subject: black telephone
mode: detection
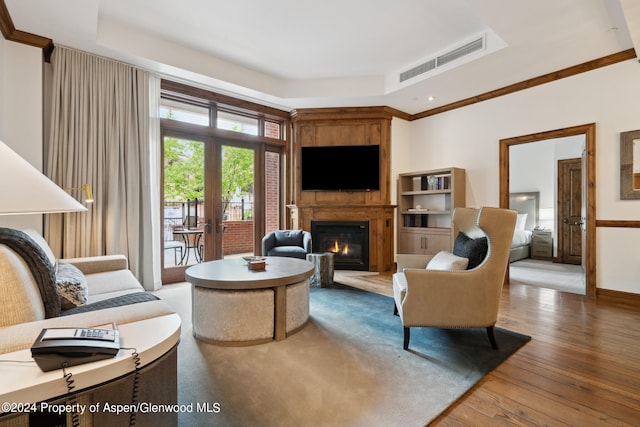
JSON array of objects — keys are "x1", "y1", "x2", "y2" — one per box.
[{"x1": 31, "y1": 325, "x2": 120, "y2": 372}]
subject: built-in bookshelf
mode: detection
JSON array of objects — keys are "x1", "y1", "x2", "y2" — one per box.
[{"x1": 397, "y1": 167, "x2": 465, "y2": 255}]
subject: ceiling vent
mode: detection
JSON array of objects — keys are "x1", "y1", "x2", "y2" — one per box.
[
  {"x1": 399, "y1": 59, "x2": 436, "y2": 83},
  {"x1": 399, "y1": 35, "x2": 485, "y2": 83}
]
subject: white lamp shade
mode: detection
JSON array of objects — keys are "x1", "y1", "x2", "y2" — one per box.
[{"x1": 0, "y1": 140, "x2": 87, "y2": 215}]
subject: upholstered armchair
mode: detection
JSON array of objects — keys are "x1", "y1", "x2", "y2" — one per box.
[
  {"x1": 261, "y1": 230, "x2": 312, "y2": 259},
  {"x1": 393, "y1": 207, "x2": 517, "y2": 350}
]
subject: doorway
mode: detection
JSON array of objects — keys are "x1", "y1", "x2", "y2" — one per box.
[
  {"x1": 160, "y1": 132, "x2": 258, "y2": 283},
  {"x1": 500, "y1": 123, "x2": 596, "y2": 298}
]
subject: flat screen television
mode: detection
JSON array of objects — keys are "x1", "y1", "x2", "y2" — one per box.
[{"x1": 301, "y1": 145, "x2": 380, "y2": 191}]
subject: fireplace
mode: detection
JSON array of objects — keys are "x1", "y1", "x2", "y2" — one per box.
[{"x1": 311, "y1": 221, "x2": 369, "y2": 271}]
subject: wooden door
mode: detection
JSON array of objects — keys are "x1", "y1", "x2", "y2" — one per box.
[{"x1": 557, "y1": 158, "x2": 583, "y2": 265}]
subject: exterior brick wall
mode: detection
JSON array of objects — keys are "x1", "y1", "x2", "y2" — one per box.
[
  {"x1": 223, "y1": 220, "x2": 254, "y2": 254},
  {"x1": 265, "y1": 151, "x2": 280, "y2": 233}
]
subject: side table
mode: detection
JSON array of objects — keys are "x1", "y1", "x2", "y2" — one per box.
[
  {"x1": 531, "y1": 229, "x2": 553, "y2": 260},
  {"x1": 306, "y1": 252, "x2": 335, "y2": 288}
]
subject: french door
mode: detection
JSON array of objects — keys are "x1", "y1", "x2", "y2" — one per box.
[{"x1": 161, "y1": 130, "x2": 258, "y2": 283}]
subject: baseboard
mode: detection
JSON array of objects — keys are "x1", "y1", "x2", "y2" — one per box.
[{"x1": 597, "y1": 288, "x2": 640, "y2": 310}]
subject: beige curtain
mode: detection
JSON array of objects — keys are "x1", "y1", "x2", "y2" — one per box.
[{"x1": 45, "y1": 46, "x2": 161, "y2": 290}]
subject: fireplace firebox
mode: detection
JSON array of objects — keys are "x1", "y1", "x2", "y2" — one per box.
[{"x1": 311, "y1": 221, "x2": 369, "y2": 271}]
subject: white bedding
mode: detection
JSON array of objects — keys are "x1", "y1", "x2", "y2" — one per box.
[{"x1": 512, "y1": 229, "x2": 532, "y2": 248}]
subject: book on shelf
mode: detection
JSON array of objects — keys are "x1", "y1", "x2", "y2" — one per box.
[{"x1": 421, "y1": 175, "x2": 450, "y2": 191}]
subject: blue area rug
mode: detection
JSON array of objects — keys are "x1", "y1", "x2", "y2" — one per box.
[{"x1": 174, "y1": 284, "x2": 530, "y2": 427}]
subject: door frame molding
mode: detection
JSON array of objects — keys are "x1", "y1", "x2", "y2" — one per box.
[{"x1": 499, "y1": 123, "x2": 596, "y2": 298}]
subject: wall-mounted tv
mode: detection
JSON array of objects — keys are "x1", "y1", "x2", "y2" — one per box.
[{"x1": 301, "y1": 145, "x2": 380, "y2": 191}]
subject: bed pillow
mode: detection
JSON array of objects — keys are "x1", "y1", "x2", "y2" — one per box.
[
  {"x1": 426, "y1": 251, "x2": 469, "y2": 271},
  {"x1": 453, "y1": 231, "x2": 488, "y2": 269},
  {"x1": 516, "y1": 213, "x2": 528, "y2": 231},
  {"x1": 56, "y1": 262, "x2": 88, "y2": 309}
]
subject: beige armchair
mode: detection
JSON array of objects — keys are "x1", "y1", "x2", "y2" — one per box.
[{"x1": 393, "y1": 207, "x2": 517, "y2": 350}]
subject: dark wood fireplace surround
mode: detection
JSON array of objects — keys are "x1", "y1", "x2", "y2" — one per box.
[{"x1": 287, "y1": 107, "x2": 396, "y2": 272}]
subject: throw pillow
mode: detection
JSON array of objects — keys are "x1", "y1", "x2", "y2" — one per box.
[
  {"x1": 56, "y1": 262, "x2": 88, "y2": 309},
  {"x1": 453, "y1": 231, "x2": 488, "y2": 269},
  {"x1": 426, "y1": 251, "x2": 469, "y2": 271}
]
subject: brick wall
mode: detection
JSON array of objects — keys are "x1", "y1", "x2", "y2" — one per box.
[
  {"x1": 223, "y1": 220, "x2": 254, "y2": 254},
  {"x1": 265, "y1": 151, "x2": 280, "y2": 233}
]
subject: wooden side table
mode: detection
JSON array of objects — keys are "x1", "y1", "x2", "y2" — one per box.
[
  {"x1": 306, "y1": 252, "x2": 335, "y2": 288},
  {"x1": 531, "y1": 230, "x2": 553, "y2": 260}
]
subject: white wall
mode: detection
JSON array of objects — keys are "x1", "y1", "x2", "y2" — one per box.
[
  {"x1": 390, "y1": 117, "x2": 411, "y2": 255},
  {"x1": 392, "y1": 59, "x2": 640, "y2": 294},
  {"x1": 0, "y1": 39, "x2": 44, "y2": 231}
]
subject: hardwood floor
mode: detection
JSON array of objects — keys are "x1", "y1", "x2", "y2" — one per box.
[{"x1": 334, "y1": 272, "x2": 640, "y2": 426}]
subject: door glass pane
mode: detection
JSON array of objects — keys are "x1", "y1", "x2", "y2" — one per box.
[
  {"x1": 221, "y1": 145, "x2": 254, "y2": 258},
  {"x1": 265, "y1": 151, "x2": 280, "y2": 234},
  {"x1": 163, "y1": 136, "x2": 205, "y2": 268}
]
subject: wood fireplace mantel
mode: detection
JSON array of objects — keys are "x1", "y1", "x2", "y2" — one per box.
[
  {"x1": 288, "y1": 107, "x2": 396, "y2": 273},
  {"x1": 287, "y1": 204, "x2": 395, "y2": 272}
]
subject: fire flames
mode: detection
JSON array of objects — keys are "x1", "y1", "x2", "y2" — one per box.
[{"x1": 332, "y1": 240, "x2": 349, "y2": 255}]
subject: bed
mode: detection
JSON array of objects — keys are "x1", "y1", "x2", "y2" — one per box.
[{"x1": 508, "y1": 192, "x2": 539, "y2": 262}]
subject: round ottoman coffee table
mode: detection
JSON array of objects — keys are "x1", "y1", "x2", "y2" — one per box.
[{"x1": 185, "y1": 257, "x2": 313, "y2": 346}]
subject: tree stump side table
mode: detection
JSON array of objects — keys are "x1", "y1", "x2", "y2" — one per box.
[{"x1": 306, "y1": 252, "x2": 335, "y2": 288}]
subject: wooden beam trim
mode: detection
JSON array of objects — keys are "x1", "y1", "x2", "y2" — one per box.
[
  {"x1": 0, "y1": 0, "x2": 15, "y2": 40},
  {"x1": 596, "y1": 288, "x2": 640, "y2": 310},
  {"x1": 411, "y1": 49, "x2": 637, "y2": 121},
  {"x1": 596, "y1": 220, "x2": 640, "y2": 228},
  {"x1": 291, "y1": 106, "x2": 394, "y2": 122},
  {"x1": 0, "y1": 0, "x2": 53, "y2": 61}
]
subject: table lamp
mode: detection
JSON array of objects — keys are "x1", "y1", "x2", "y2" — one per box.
[{"x1": 0, "y1": 140, "x2": 87, "y2": 215}]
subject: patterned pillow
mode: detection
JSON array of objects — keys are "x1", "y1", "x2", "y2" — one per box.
[{"x1": 56, "y1": 263, "x2": 88, "y2": 309}]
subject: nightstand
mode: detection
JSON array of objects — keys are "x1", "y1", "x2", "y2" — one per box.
[{"x1": 531, "y1": 230, "x2": 553, "y2": 259}]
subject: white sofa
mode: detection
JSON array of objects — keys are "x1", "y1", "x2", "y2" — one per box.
[
  {"x1": 0, "y1": 228, "x2": 175, "y2": 354},
  {"x1": 0, "y1": 228, "x2": 180, "y2": 426}
]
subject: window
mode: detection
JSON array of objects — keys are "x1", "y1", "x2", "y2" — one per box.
[
  {"x1": 160, "y1": 98, "x2": 210, "y2": 126},
  {"x1": 217, "y1": 111, "x2": 258, "y2": 136},
  {"x1": 159, "y1": 82, "x2": 288, "y2": 142}
]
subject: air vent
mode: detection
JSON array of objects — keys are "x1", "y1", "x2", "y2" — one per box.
[
  {"x1": 399, "y1": 59, "x2": 436, "y2": 83},
  {"x1": 399, "y1": 35, "x2": 485, "y2": 83},
  {"x1": 437, "y1": 37, "x2": 484, "y2": 67}
]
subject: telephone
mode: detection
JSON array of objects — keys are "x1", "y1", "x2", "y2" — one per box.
[{"x1": 31, "y1": 325, "x2": 120, "y2": 372}]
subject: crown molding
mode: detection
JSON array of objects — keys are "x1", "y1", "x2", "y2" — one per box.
[
  {"x1": 0, "y1": 0, "x2": 53, "y2": 61},
  {"x1": 411, "y1": 48, "x2": 637, "y2": 121}
]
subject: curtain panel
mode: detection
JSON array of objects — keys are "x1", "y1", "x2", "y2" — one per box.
[{"x1": 46, "y1": 46, "x2": 161, "y2": 290}]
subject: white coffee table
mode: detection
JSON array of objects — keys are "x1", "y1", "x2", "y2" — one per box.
[{"x1": 186, "y1": 257, "x2": 313, "y2": 346}]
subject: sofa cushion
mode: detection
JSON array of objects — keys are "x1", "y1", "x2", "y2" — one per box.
[
  {"x1": 274, "y1": 230, "x2": 304, "y2": 246},
  {"x1": 56, "y1": 262, "x2": 88, "y2": 309},
  {"x1": 426, "y1": 251, "x2": 469, "y2": 271},
  {"x1": 0, "y1": 246, "x2": 46, "y2": 326},
  {"x1": 0, "y1": 228, "x2": 60, "y2": 319},
  {"x1": 267, "y1": 246, "x2": 308, "y2": 259},
  {"x1": 0, "y1": 301, "x2": 176, "y2": 354},
  {"x1": 61, "y1": 292, "x2": 159, "y2": 316},
  {"x1": 84, "y1": 269, "x2": 145, "y2": 303},
  {"x1": 453, "y1": 231, "x2": 488, "y2": 270}
]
